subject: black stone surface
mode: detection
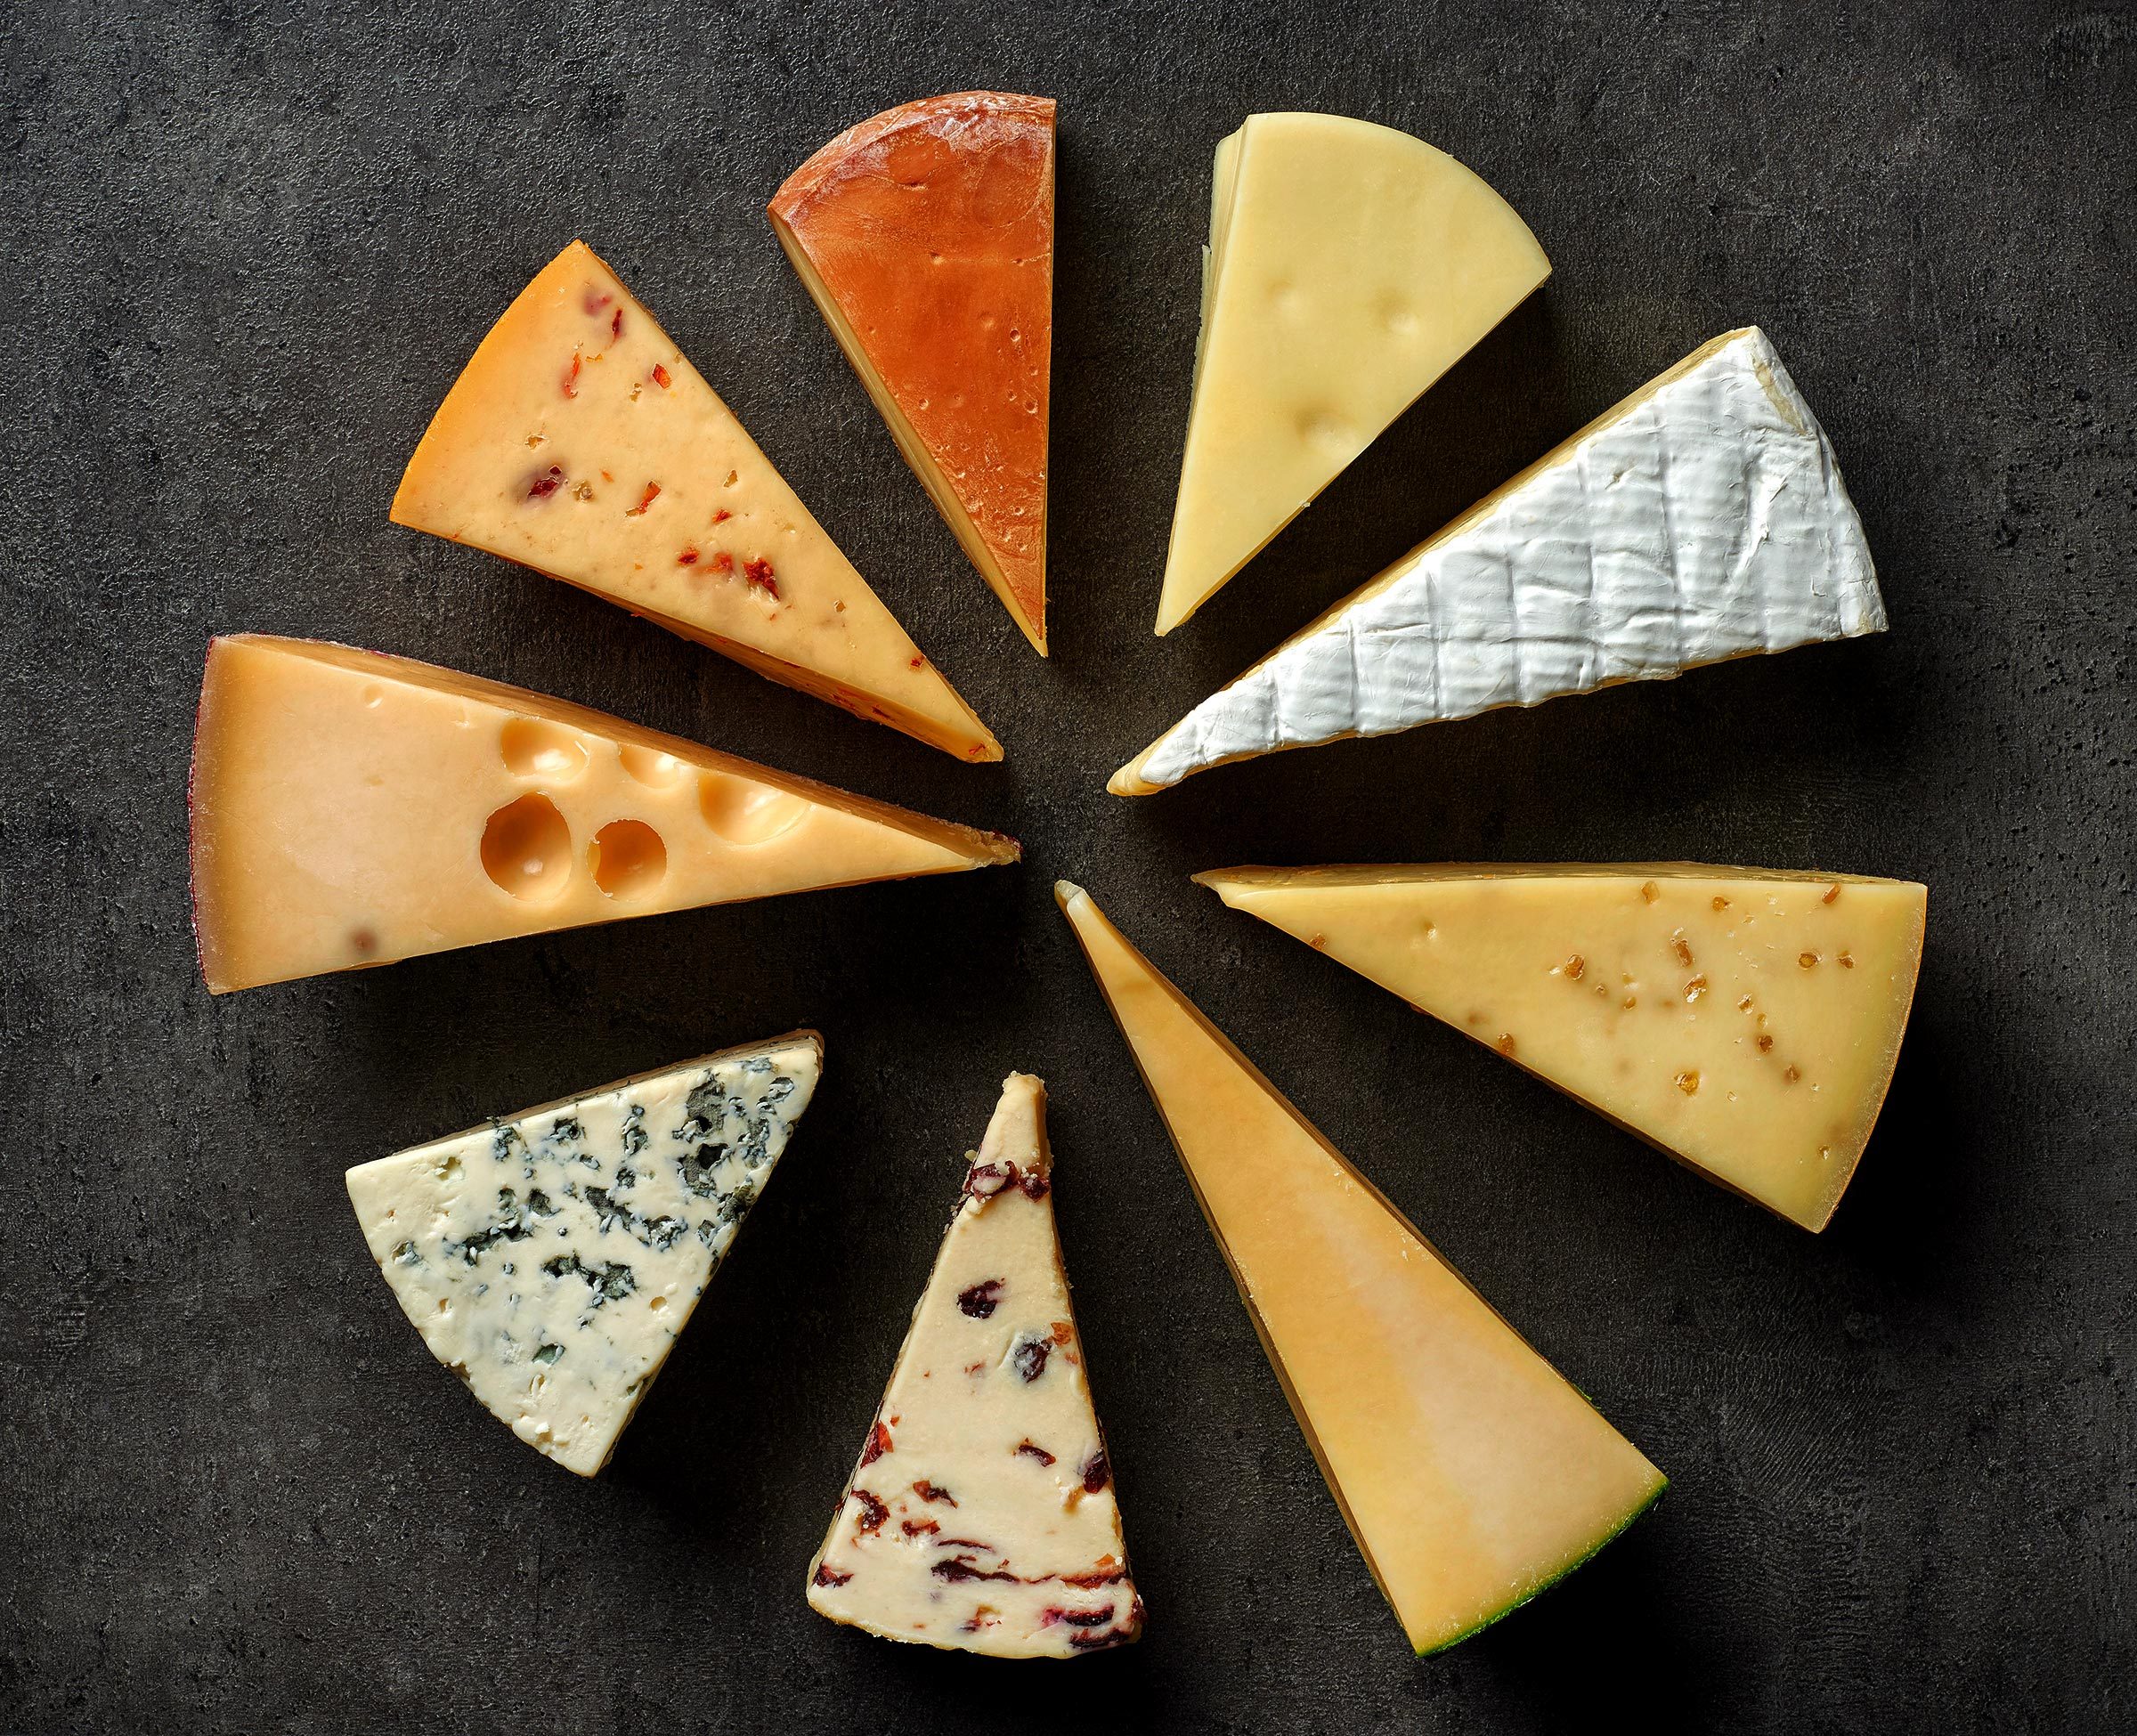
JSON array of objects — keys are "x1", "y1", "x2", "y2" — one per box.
[{"x1": 4, "y1": 3, "x2": 2133, "y2": 1730}]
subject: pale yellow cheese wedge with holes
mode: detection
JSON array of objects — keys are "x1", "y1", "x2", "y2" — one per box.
[
  {"x1": 188, "y1": 636, "x2": 1018, "y2": 993},
  {"x1": 1158, "y1": 114, "x2": 1549, "y2": 634},
  {"x1": 393, "y1": 240, "x2": 1001, "y2": 762},
  {"x1": 1198, "y1": 865, "x2": 1927, "y2": 1230},
  {"x1": 807, "y1": 1074, "x2": 1142, "y2": 1657},
  {"x1": 1056, "y1": 881, "x2": 1662, "y2": 1655}
]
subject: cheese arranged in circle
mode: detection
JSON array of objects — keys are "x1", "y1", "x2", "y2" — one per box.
[
  {"x1": 1158, "y1": 112, "x2": 1550, "y2": 635},
  {"x1": 347, "y1": 1034, "x2": 822, "y2": 1476},
  {"x1": 392, "y1": 240, "x2": 1001, "y2": 761},
  {"x1": 1117, "y1": 327, "x2": 1885, "y2": 793},
  {"x1": 771, "y1": 93, "x2": 1056, "y2": 655},
  {"x1": 1199, "y1": 864, "x2": 1927, "y2": 1230},
  {"x1": 187, "y1": 635, "x2": 1019, "y2": 993},
  {"x1": 1057, "y1": 881, "x2": 1662, "y2": 1656},
  {"x1": 806, "y1": 1074, "x2": 1142, "y2": 1658}
]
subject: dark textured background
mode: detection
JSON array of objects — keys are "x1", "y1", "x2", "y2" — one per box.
[{"x1": 4, "y1": 1, "x2": 2133, "y2": 1730}]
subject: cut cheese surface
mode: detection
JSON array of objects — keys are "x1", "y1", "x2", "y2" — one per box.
[
  {"x1": 771, "y1": 93, "x2": 1055, "y2": 655},
  {"x1": 1158, "y1": 112, "x2": 1549, "y2": 635},
  {"x1": 392, "y1": 239, "x2": 1000, "y2": 761},
  {"x1": 348, "y1": 1034, "x2": 820, "y2": 1476},
  {"x1": 807, "y1": 1074, "x2": 1142, "y2": 1658},
  {"x1": 1199, "y1": 865, "x2": 1926, "y2": 1231},
  {"x1": 1117, "y1": 327, "x2": 1884, "y2": 794},
  {"x1": 188, "y1": 636, "x2": 1018, "y2": 993},
  {"x1": 1056, "y1": 882, "x2": 1662, "y2": 1654}
]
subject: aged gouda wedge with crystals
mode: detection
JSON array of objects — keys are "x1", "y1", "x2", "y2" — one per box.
[
  {"x1": 771, "y1": 93, "x2": 1055, "y2": 655},
  {"x1": 347, "y1": 1034, "x2": 821, "y2": 1476},
  {"x1": 1199, "y1": 865, "x2": 1927, "y2": 1231},
  {"x1": 1117, "y1": 328, "x2": 1885, "y2": 793},
  {"x1": 188, "y1": 636, "x2": 1018, "y2": 993},
  {"x1": 1158, "y1": 112, "x2": 1549, "y2": 634},
  {"x1": 392, "y1": 240, "x2": 1000, "y2": 761},
  {"x1": 1056, "y1": 882, "x2": 1662, "y2": 1654},
  {"x1": 807, "y1": 1074, "x2": 1142, "y2": 1658}
]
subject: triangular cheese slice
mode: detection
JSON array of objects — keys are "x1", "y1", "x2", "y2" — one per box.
[
  {"x1": 1056, "y1": 881, "x2": 1662, "y2": 1655},
  {"x1": 347, "y1": 1034, "x2": 821, "y2": 1475},
  {"x1": 771, "y1": 93, "x2": 1055, "y2": 655},
  {"x1": 391, "y1": 240, "x2": 1000, "y2": 761},
  {"x1": 189, "y1": 635, "x2": 1018, "y2": 993},
  {"x1": 1158, "y1": 113, "x2": 1549, "y2": 634},
  {"x1": 1118, "y1": 328, "x2": 1887, "y2": 793},
  {"x1": 1199, "y1": 864, "x2": 1927, "y2": 1231},
  {"x1": 807, "y1": 1074, "x2": 1142, "y2": 1658}
]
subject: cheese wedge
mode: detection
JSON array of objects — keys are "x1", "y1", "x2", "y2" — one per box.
[
  {"x1": 347, "y1": 1034, "x2": 822, "y2": 1476},
  {"x1": 771, "y1": 93, "x2": 1055, "y2": 655},
  {"x1": 188, "y1": 636, "x2": 1019, "y2": 993},
  {"x1": 1158, "y1": 113, "x2": 1549, "y2": 635},
  {"x1": 1199, "y1": 865, "x2": 1927, "y2": 1231},
  {"x1": 1117, "y1": 327, "x2": 1885, "y2": 794},
  {"x1": 392, "y1": 240, "x2": 1000, "y2": 761},
  {"x1": 1055, "y1": 882, "x2": 1662, "y2": 1654},
  {"x1": 807, "y1": 1074, "x2": 1142, "y2": 1658}
]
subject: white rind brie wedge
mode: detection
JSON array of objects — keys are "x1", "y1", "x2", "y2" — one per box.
[{"x1": 1113, "y1": 328, "x2": 1886, "y2": 795}]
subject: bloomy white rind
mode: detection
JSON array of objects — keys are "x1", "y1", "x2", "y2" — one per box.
[{"x1": 1119, "y1": 328, "x2": 1885, "y2": 792}]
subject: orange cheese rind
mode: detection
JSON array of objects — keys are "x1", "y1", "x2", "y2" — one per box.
[{"x1": 771, "y1": 95, "x2": 1055, "y2": 655}]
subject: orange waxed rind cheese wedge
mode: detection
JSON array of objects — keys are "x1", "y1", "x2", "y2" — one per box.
[
  {"x1": 188, "y1": 635, "x2": 1018, "y2": 994},
  {"x1": 1055, "y1": 880, "x2": 1662, "y2": 1655},
  {"x1": 771, "y1": 93, "x2": 1055, "y2": 655},
  {"x1": 392, "y1": 240, "x2": 1001, "y2": 762}
]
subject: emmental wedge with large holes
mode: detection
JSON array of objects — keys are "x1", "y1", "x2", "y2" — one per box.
[
  {"x1": 771, "y1": 93, "x2": 1056, "y2": 655},
  {"x1": 187, "y1": 636, "x2": 1019, "y2": 994},
  {"x1": 1198, "y1": 865, "x2": 1928, "y2": 1230},
  {"x1": 391, "y1": 240, "x2": 1001, "y2": 762},
  {"x1": 1056, "y1": 881, "x2": 1662, "y2": 1655},
  {"x1": 807, "y1": 1074, "x2": 1142, "y2": 1658}
]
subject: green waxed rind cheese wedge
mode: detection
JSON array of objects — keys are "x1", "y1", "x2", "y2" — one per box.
[
  {"x1": 1197, "y1": 864, "x2": 1928, "y2": 1231},
  {"x1": 346, "y1": 1033, "x2": 822, "y2": 1476},
  {"x1": 1054, "y1": 881, "x2": 1664, "y2": 1655}
]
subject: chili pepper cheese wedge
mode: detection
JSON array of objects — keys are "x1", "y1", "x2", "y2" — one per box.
[
  {"x1": 392, "y1": 240, "x2": 1001, "y2": 762},
  {"x1": 1158, "y1": 113, "x2": 1549, "y2": 635},
  {"x1": 188, "y1": 636, "x2": 1019, "y2": 993},
  {"x1": 1057, "y1": 881, "x2": 1662, "y2": 1656},
  {"x1": 808, "y1": 1074, "x2": 1142, "y2": 1657},
  {"x1": 772, "y1": 93, "x2": 1055, "y2": 656},
  {"x1": 1198, "y1": 864, "x2": 1928, "y2": 1231}
]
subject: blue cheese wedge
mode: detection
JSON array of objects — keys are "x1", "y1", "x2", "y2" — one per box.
[
  {"x1": 806, "y1": 1074, "x2": 1142, "y2": 1657},
  {"x1": 1115, "y1": 327, "x2": 1885, "y2": 793},
  {"x1": 347, "y1": 1032, "x2": 822, "y2": 1475}
]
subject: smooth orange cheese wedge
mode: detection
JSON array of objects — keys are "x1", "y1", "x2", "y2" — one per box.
[
  {"x1": 771, "y1": 93, "x2": 1055, "y2": 654},
  {"x1": 188, "y1": 636, "x2": 1019, "y2": 993},
  {"x1": 1056, "y1": 882, "x2": 1662, "y2": 1654},
  {"x1": 392, "y1": 241, "x2": 1001, "y2": 761},
  {"x1": 1199, "y1": 864, "x2": 1928, "y2": 1230}
]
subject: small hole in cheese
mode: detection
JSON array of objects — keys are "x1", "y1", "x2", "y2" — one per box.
[
  {"x1": 618, "y1": 743, "x2": 687, "y2": 789},
  {"x1": 500, "y1": 718, "x2": 590, "y2": 783},
  {"x1": 699, "y1": 773, "x2": 808, "y2": 846}
]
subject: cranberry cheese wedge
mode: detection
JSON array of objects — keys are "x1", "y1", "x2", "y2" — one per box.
[
  {"x1": 806, "y1": 1074, "x2": 1142, "y2": 1657},
  {"x1": 771, "y1": 93, "x2": 1055, "y2": 654},
  {"x1": 1057, "y1": 881, "x2": 1662, "y2": 1655},
  {"x1": 392, "y1": 240, "x2": 1001, "y2": 762}
]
